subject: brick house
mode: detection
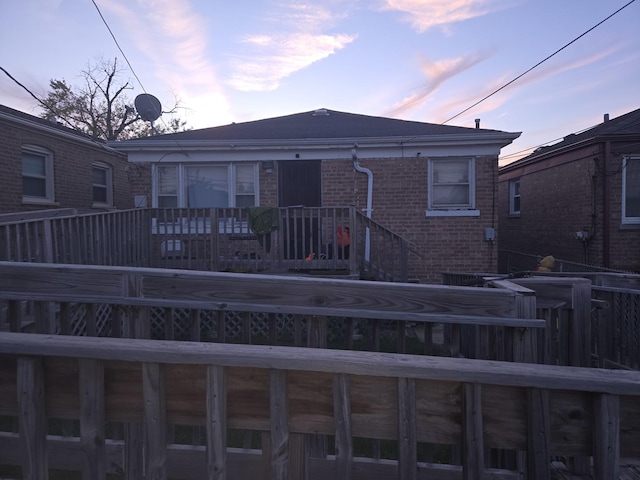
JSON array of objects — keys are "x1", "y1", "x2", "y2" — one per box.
[
  {"x1": 112, "y1": 108, "x2": 519, "y2": 283},
  {"x1": 498, "y1": 108, "x2": 640, "y2": 273},
  {"x1": 0, "y1": 104, "x2": 132, "y2": 215}
]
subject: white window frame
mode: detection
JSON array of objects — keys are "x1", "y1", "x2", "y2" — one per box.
[
  {"x1": 426, "y1": 157, "x2": 479, "y2": 217},
  {"x1": 22, "y1": 145, "x2": 54, "y2": 204},
  {"x1": 92, "y1": 162, "x2": 113, "y2": 207},
  {"x1": 622, "y1": 155, "x2": 640, "y2": 224},
  {"x1": 152, "y1": 163, "x2": 259, "y2": 209},
  {"x1": 509, "y1": 178, "x2": 521, "y2": 215}
]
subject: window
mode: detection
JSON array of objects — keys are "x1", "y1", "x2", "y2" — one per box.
[
  {"x1": 509, "y1": 179, "x2": 521, "y2": 215},
  {"x1": 623, "y1": 155, "x2": 640, "y2": 224},
  {"x1": 22, "y1": 145, "x2": 54, "y2": 203},
  {"x1": 92, "y1": 163, "x2": 113, "y2": 206},
  {"x1": 154, "y1": 163, "x2": 258, "y2": 208},
  {"x1": 426, "y1": 157, "x2": 478, "y2": 216}
]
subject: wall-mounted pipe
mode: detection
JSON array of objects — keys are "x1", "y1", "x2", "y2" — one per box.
[{"x1": 352, "y1": 144, "x2": 372, "y2": 262}]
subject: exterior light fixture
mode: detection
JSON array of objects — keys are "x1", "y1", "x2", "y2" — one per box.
[{"x1": 262, "y1": 161, "x2": 274, "y2": 174}]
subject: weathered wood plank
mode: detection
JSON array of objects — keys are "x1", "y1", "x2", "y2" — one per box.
[
  {"x1": 79, "y1": 358, "x2": 106, "y2": 479},
  {"x1": 17, "y1": 356, "x2": 48, "y2": 479},
  {"x1": 0, "y1": 262, "x2": 544, "y2": 327},
  {"x1": 1, "y1": 333, "x2": 639, "y2": 395},
  {"x1": 398, "y1": 377, "x2": 417, "y2": 480},
  {"x1": 333, "y1": 373, "x2": 353, "y2": 480},
  {"x1": 143, "y1": 362, "x2": 167, "y2": 480},
  {"x1": 462, "y1": 383, "x2": 484, "y2": 480},
  {"x1": 270, "y1": 369, "x2": 289, "y2": 480},
  {"x1": 526, "y1": 388, "x2": 550, "y2": 480},
  {"x1": 593, "y1": 393, "x2": 619, "y2": 480},
  {"x1": 207, "y1": 365, "x2": 227, "y2": 480}
]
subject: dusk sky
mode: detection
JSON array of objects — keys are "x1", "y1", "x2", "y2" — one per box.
[{"x1": 1, "y1": 0, "x2": 638, "y2": 164}]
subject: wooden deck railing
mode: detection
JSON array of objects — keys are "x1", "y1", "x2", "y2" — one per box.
[
  {"x1": 443, "y1": 271, "x2": 640, "y2": 371},
  {"x1": 0, "y1": 207, "x2": 414, "y2": 281},
  {"x1": 1, "y1": 332, "x2": 639, "y2": 480},
  {"x1": 1, "y1": 263, "x2": 639, "y2": 478}
]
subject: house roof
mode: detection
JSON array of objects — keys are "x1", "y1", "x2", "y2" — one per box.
[
  {"x1": 502, "y1": 107, "x2": 640, "y2": 170},
  {"x1": 0, "y1": 104, "x2": 121, "y2": 153},
  {"x1": 116, "y1": 108, "x2": 516, "y2": 143}
]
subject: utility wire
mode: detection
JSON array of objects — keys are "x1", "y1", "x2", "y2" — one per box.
[
  {"x1": 91, "y1": 0, "x2": 147, "y2": 93},
  {"x1": 0, "y1": 65, "x2": 47, "y2": 108},
  {"x1": 442, "y1": 0, "x2": 637, "y2": 125}
]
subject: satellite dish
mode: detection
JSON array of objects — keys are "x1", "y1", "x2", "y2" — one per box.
[{"x1": 134, "y1": 93, "x2": 162, "y2": 122}]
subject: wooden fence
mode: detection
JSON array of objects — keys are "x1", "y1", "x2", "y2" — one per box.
[
  {"x1": 1, "y1": 263, "x2": 638, "y2": 479},
  {"x1": 1, "y1": 333, "x2": 639, "y2": 480},
  {"x1": 442, "y1": 271, "x2": 640, "y2": 371}
]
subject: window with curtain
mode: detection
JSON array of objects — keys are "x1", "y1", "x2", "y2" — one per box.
[
  {"x1": 509, "y1": 178, "x2": 521, "y2": 215},
  {"x1": 22, "y1": 145, "x2": 54, "y2": 202},
  {"x1": 623, "y1": 155, "x2": 640, "y2": 224},
  {"x1": 186, "y1": 165, "x2": 229, "y2": 207},
  {"x1": 428, "y1": 158, "x2": 475, "y2": 210},
  {"x1": 157, "y1": 165, "x2": 179, "y2": 207},
  {"x1": 154, "y1": 163, "x2": 257, "y2": 208},
  {"x1": 92, "y1": 163, "x2": 113, "y2": 206}
]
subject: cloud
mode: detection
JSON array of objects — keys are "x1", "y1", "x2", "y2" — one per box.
[
  {"x1": 229, "y1": 33, "x2": 356, "y2": 92},
  {"x1": 97, "y1": 0, "x2": 231, "y2": 125},
  {"x1": 386, "y1": 51, "x2": 490, "y2": 116},
  {"x1": 381, "y1": 0, "x2": 508, "y2": 32},
  {"x1": 227, "y1": 2, "x2": 357, "y2": 92}
]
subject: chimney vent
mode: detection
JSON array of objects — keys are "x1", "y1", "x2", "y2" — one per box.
[
  {"x1": 475, "y1": 118, "x2": 480, "y2": 129},
  {"x1": 604, "y1": 113, "x2": 610, "y2": 122}
]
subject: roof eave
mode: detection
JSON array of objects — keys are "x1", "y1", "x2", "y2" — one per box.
[{"x1": 109, "y1": 132, "x2": 522, "y2": 152}]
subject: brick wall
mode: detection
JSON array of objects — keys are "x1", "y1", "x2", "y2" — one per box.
[
  {"x1": 321, "y1": 155, "x2": 499, "y2": 283},
  {"x1": 498, "y1": 142, "x2": 640, "y2": 272},
  {"x1": 0, "y1": 118, "x2": 132, "y2": 214}
]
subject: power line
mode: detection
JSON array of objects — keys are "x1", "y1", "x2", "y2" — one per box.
[
  {"x1": 441, "y1": 0, "x2": 637, "y2": 125},
  {"x1": 91, "y1": 0, "x2": 147, "y2": 93},
  {"x1": 0, "y1": 65, "x2": 47, "y2": 108}
]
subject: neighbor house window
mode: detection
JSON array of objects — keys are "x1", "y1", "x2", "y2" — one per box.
[
  {"x1": 92, "y1": 163, "x2": 113, "y2": 206},
  {"x1": 426, "y1": 157, "x2": 478, "y2": 216},
  {"x1": 22, "y1": 145, "x2": 54, "y2": 203},
  {"x1": 622, "y1": 155, "x2": 640, "y2": 224},
  {"x1": 154, "y1": 163, "x2": 258, "y2": 208},
  {"x1": 509, "y1": 179, "x2": 521, "y2": 215}
]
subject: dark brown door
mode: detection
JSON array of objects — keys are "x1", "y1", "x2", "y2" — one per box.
[
  {"x1": 278, "y1": 161, "x2": 321, "y2": 259},
  {"x1": 278, "y1": 160, "x2": 321, "y2": 207}
]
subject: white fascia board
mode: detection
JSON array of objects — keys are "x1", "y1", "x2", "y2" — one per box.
[{"x1": 116, "y1": 132, "x2": 521, "y2": 163}]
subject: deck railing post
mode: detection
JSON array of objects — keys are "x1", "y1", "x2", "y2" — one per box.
[
  {"x1": 79, "y1": 358, "x2": 106, "y2": 479},
  {"x1": 462, "y1": 382, "x2": 484, "y2": 480},
  {"x1": 593, "y1": 393, "x2": 620, "y2": 480},
  {"x1": 398, "y1": 377, "x2": 417, "y2": 480},
  {"x1": 270, "y1": 369, "x2": 290, "y2": 480},
  {"x1": 17, "y1": 356, "x2": 48, "y2": 480}
]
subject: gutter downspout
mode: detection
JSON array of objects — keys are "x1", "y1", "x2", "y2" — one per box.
[
  {"x1": 603, "y1": 140, "x2": 611, "y2": 268},
  {"x1": 352, "y1": 145, "x2": 372, "y2": 263}
]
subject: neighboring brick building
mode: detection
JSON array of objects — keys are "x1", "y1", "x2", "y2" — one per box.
[
  {"x1": 112, "y1": 108, "x2": 519, "y2": 283},
  {"x1": 498, "y1": 108, "x2": 640, "y2": 273},
  {"x1": 0, "y1": 105, "x2": 132, "y2": 214}
]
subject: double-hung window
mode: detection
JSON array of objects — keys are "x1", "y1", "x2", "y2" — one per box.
[
  {"x1": 426, "y1": 157, "x2": 478, "y2": 216},
  {"x1": 154, "y1": 163, "x2": 258, "y2": 208},
  {"x1": 22, "y1": 145, "x2": 54, "y2": 203},
  {"x1": 509, "y1": 178, "x2": 521, "y2": 215},
  {"x1": 622, "y1": 155, "x2": 640, "y2": 224},
  {"x1": 92, "y1": 163, "x2": 113, "y2": 206}
]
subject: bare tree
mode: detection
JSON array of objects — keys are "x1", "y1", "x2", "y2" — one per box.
[{"x1": 40, "y1": 58, "x2": 187, "y2": 140}]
